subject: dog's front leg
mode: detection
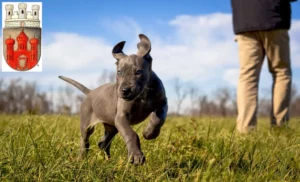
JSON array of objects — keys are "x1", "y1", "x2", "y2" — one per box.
[
  {"x1": 115, "y1": 113, "x2": 145, "y2": 165},
  {"x1": 143, "y1": 100, "x2": 168, "y2": 140},
  {"x1": 98, "y1": 123, "x2": 118, "y2": 159}
]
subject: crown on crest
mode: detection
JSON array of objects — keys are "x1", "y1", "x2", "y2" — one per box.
[
  {"x1": 18, "y1": 2, "x2": 27, "y2": 9},
  {"x1": 32, "y1": 5, "x2": 40, "y2": 10},
  {"x1": 5, "y1": 4, "x2": 14, "y2": 10}
]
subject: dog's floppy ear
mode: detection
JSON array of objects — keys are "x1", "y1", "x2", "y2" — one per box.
[
  {"x1": 137, "y1": 34, "x2": 151, "y2": 58},
  {"x1": 112, "y1": 41, "x2": 127, "y2": 60}
]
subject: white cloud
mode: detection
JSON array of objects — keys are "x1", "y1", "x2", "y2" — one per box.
[
  {"x1": 151, "y1": 13, "x2": 300, "y2": 85},
  {"x1": 3, "y1": 13, "x2": 297, "y2": 86},
  {"x1": 148, "y1": 13, "x2": 239, "y2": 83},
  {"x1": 43, "y1": 33, "x2": 114, "y2": 71},
  {"x1": 290, "y1": 20, "x2": 300, "y2": 67},
  {"x1": 1, "y1": 13, "x2": 299, "y2": 114},
  {"x1": 223, "y1": 68, "x2": 239, "y2": 86},
  {"x1": 169, "y1": 13, "x2": 233, "y2": 43}
]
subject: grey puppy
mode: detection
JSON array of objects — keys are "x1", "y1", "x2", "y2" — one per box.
[{"x1": 58, "y1": 34, "x2": 168, "y2": 165}]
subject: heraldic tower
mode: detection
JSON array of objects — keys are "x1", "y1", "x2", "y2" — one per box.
[{"x1": 4, "y1": 3, "x2": 41, "y2": 71}]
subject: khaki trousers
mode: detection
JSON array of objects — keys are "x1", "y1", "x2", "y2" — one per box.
[{"x1": 235, "y1": 29, "x2": 292, "y2": 133}]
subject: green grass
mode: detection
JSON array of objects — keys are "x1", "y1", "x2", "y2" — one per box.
[{"x1": 0, "y1": 115, "x2": 300, "y2": 181}]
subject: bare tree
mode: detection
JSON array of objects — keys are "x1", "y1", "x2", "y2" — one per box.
[
  {"x1": 291, "y1": 84, "x2": 298, "y2": 103},
  {"x1": 0, "y1": 76, "x2": 299, "y2": 118},
  {"x1": 0, "y1": 79, "x2": 5, "y2": 112},
  {"x1": 215, "y1": 88, "x2": 231, "y2": 117},
  {"x1": 57, "y1": 85, "x2": 74, "y2": 115},
  {"x1": 290, "y1": 84, "x2": 300, "y2": 117},
  {"x1": 197, "y1": 95, "x2": 219, "y2": 116},
  {"x1": 186, "y1": 86, "x2": 199, "y2": 116},
  {"x1": 173, "y1": 78, "x2": 188, "y2": 115},
  {"x1": 98, "y1": 69, "x2": 116, "y2": 85},
  {"x1": 0, "y1": 78, "x2": 53, "y2": 114},
  {"x1": 48, "y1": 85, "x2": 54, "y2": 114},
  {"x1": 198, "y1": 95, "x2": 209, "y2": 116},
  {"x1": 75, "y1": 95, "x2": 84, "y2": 114}
]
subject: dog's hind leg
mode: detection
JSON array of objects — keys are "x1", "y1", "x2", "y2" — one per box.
[
  {"x1": 143, "y1": 100, "x2": 168, "y2": 140},
  {"x1": 98, "y1": 123, "x2": 118, "y2": 158},
  {"x1": 79, "y1": 101, "x2": 98, "y2": 158},
  {"x1": 80, "y1": 124, "x2": 94, "y2": 158}
]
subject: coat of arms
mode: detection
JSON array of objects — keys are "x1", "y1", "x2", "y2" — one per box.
[{"x1": 2, "y1": 2, "x2": 42, "y2": 72}]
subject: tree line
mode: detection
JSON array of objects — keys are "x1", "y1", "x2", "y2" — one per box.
[{"x1": 0, "y1": 73, "x2": 299, "y2": 117}]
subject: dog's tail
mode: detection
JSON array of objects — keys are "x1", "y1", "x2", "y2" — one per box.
[{"x1": 58, "y1": 76, "x2": 90, "y2": 95}]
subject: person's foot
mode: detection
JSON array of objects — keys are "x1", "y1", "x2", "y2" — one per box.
[
  {"x1": 270, "y1": 124, "x2": 292, "y2": 131},
  {"x1": 236, "y1": 125, "x2": 256, "y2": 134}
]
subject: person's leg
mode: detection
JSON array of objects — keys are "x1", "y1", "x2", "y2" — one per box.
[
  {"x1": 263, "y1": 29, "x2": 292, "y2": 127},
  {"x1": 236, "y1": 32, "x2": 265, "y2": 133}
]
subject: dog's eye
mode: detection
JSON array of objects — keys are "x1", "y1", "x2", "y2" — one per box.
[
  {"x1": 117, "y1": 70, "x2": 122, "y2": 76},
  {"x1": 135, "y1": 70, "x2": 143, "y2": 75}
]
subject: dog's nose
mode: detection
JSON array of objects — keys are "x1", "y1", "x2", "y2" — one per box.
[{"x1": 122, "y1": 88, "x2": 131, "y2": 95}]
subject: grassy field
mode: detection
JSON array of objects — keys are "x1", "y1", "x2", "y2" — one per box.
[{"x1": 0, "y1": 115, "x2": 300, "y2": 181}]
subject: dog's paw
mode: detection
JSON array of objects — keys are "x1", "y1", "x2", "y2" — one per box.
[
  {"x1": 98, "y1": 141, "x2": 107, "y2": 150},
  {"x1": 128, "y1": 153, "x2": 145, "y2": 165},
  {"x1": 98, "y1": 141, "x2": 111, "y2": 157},
  {"x1": 143, "y1": 126, "x2": 160, "y2": 140}
]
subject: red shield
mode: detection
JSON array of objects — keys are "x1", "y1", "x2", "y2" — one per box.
[{"x1": 2, "y1": 2, "x2": 42, "y2": 72}]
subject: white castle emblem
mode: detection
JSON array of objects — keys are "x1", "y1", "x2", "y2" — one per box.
[{"x1": 5, "y1": 3, "x2": 40, "y2": 28}]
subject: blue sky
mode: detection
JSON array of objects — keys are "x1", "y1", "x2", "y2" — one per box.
[
  {"x1": 37, "y1": 1, "x2": 300, "y2": 38},
  {"x1": 2, "y1": 0, "x2": 299, "y2": 40},
  {"x1": 42, "y1": 1, "x2": 233, "y2": 36},
  {"x1": 0, "y1": 1, "x2": 300, "y2": 112}
]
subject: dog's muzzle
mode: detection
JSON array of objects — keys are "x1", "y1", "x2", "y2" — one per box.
[{"x1": 120, "y1": 86, "x2": 143, "y2": 101}]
